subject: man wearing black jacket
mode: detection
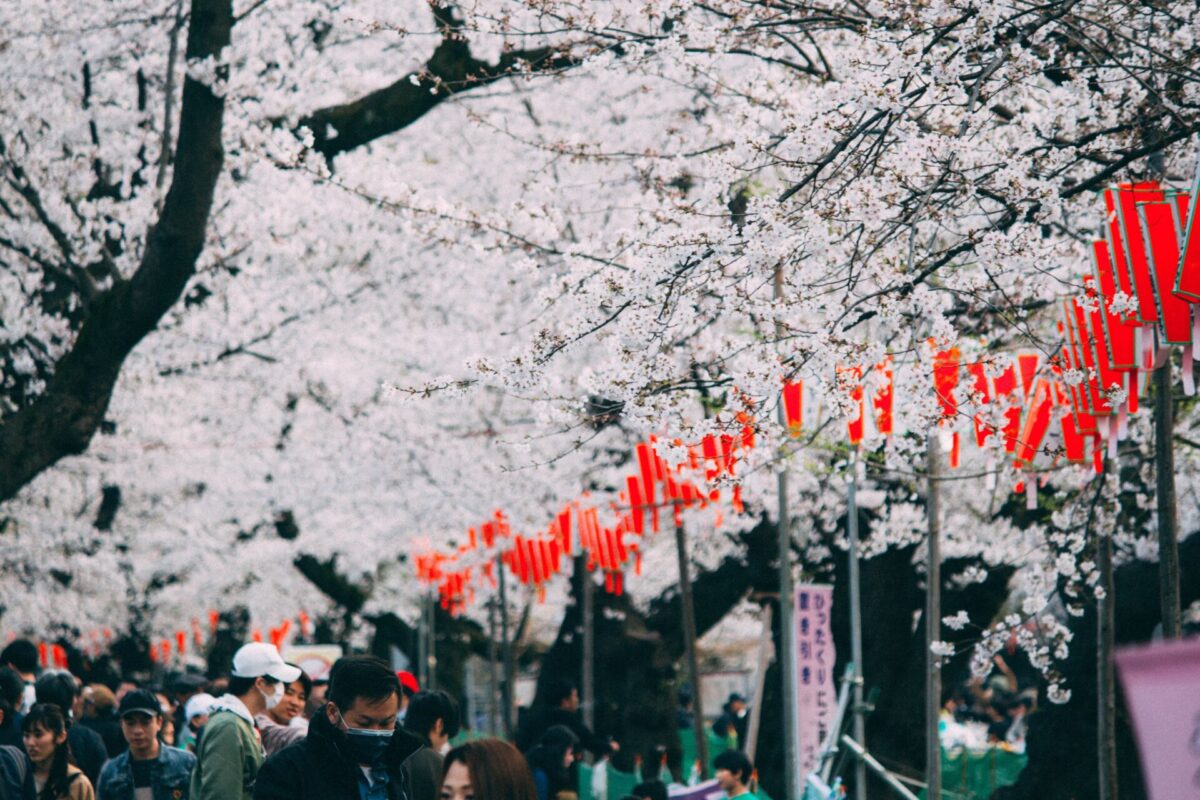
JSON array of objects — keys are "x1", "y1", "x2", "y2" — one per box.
[
  {"x1": 515, "y1": 679, "x2": 617, "y2": 758},
  {"x1": 254, "y1": 656, "x2": 424, "y2": 800}
]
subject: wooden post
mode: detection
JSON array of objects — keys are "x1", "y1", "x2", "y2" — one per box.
[
  {"x1": 925, "y1": 432, "x2": 942, "y2": 800},
  {"x1": 1153, "y1": 361, "x2": 1181, "y2": 638},
  {"x1": 675, "y1": 517, "x2": 709, "y2": 779},
  {"x1": 744, "y1": 604, "x2": 774, "y2": 762}
]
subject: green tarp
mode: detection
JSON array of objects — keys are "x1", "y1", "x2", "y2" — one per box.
[
  {"x1": 919, "y1": 747, "x2": 1028, "y2": 800},
  {"x1": 577, "y1": 733, "x2": 773, "y2": 800}
]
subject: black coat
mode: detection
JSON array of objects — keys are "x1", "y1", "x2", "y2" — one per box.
[
  {"x1": 254, "y1": 705, "x2": 424, "y2": 800},
  {"x1": 67, "y1": 723, "x2": 108, "y2": 788},
  {"x1": 515, "y1": 707, "x2": 611, "y2": 758},
  {"x1": 79, "y1": 713, "x2": 126, "y2": 759}
]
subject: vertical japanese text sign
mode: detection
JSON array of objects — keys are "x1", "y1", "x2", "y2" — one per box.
[{"x1": 794, "y1": 584, "x2": 836, "y2": 776}]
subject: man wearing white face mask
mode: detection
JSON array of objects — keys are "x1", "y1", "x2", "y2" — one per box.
[{"x1": 190, "y1": 643, "x2": 300, "y2": 800}]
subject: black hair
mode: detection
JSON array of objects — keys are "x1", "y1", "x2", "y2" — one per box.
[
  {"x1": 404, "y1": 690, "x2": 460, "y2": 740},
  {"x1": 34, "y1": 671, "x2": 78, "y2": 713},
  {"x1": 631, "y1": 780, "x2": 668, "y2": 800},
  {"x1": 1, "y1": 640, "x2": 39, "y2": 675},
  {"x1": 713, "y1": 750, "x2": 753, "y2": 785},
  {"x1": 0, "y1": 666, "x2": 23, "y2": 713},
  {"x1": 22, "y1": 704, "x2": 77, "y2": 800},
  {"x1": 542, "y1": 678, "x2": 577, "y2": 708},
  {"x1": 328, "y1": 655, "x2": 400, "y2": 712},
  {"x1": 287, "y1": 666, "x2": 313, "y2": 698},
  {"x1": 525, "y1": 725, "x2": 578, "y2": 794},
  {"x1": 227, "y1": 674, "x2": 276, "y2": 698}
]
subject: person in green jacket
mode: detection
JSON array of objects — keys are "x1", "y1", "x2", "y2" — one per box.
[
  {"x1": 189, "y1": 644, "x2": 300, "y2": 800},
  {"x1": 713, "y1": 750, "x2": 756, "y2": 800}
]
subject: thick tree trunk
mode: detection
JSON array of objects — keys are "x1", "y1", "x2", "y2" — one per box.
[{"x1": 0, "y1": 0, "x2": 232, "y2": 503}]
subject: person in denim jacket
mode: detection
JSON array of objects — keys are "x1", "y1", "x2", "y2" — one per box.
[{"x1": 97, "y1": 691, "x2": 195, "y2": 800}]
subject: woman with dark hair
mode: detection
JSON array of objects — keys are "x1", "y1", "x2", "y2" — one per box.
[
  {"x1": 21, "y1": 704, "x2": 94, "y2": 800},
  {"x1": 440, "y1": 739, "x2": 537, "y2": 800},
  {"x1": 525, "y1": 726, "x2": 578, "y2": 800}
]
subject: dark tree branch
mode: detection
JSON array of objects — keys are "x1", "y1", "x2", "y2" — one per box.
[
  {"x1": 299, "y1": 12, "x2": 577, "y2": 161},
  {"x1": 0, "y1": 0, "x2": 233, "y2": 503}
]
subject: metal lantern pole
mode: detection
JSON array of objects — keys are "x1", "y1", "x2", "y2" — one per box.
[
  {"x1": 499, "y1": 553, "x2": 515, "y2": 737},
  {"x1": 847, "y1": 451, "x2": 867, "y2": 800},
  {"x1": 488, "y1": 596, "x2": 501, "y2": 735},
  {"x1": 1153, "y1": 362, "x2": 1181, "y2": 638},
  {"x1": 925, "y1": 432, "x2": 942, "y2": 800},
  {"x1": 427, "y1": 592, "x2": 438, "y2": 690},
  {"x1": 773, "y1": 263, "x2": 800, "y2": 800},
  {"x1": 1097, "y1": 457, "x2": 1117, "y2": 800},
  {"x1": 675, "y1": 515, "x2": 710, "y2": 779},
  {"x1": 778, "y1": 463, "x2": 799, "y2": 796},
  {"x1": 582, "y1": 556, "x2": 596, "y2": 732}
]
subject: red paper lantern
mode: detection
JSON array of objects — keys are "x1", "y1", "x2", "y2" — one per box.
[
  {"x1": 1014, "y1": 379, "x2": 1055, "y2": 467},
  {"x1": 1138, "y1": 199, "x2": 1194, "y2": 346},
  {"x1": 872, "y1": 358, "x2": 894, "y2": 436},
  {"x1": 782, "y1": 380, "x2": 803, "y2": 436},
  {"x1": 932, "y1": 347, "x2": 960, "y2": 419},
  {"x1": 1107, "y1": 182, "x2": 1165, "y2": 325}
]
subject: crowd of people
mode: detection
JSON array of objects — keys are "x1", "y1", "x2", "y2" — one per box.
[
  {"x1": 0, "y1": 638, "x2": 760, "y2": 800},
  {"x1": 939, "y1": 655, "x2": 1039, "y2": 753}
]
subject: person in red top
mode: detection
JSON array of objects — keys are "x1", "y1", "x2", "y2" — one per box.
[{"x1": 395, "y1": 674, "x2": 418, "y2": 724}]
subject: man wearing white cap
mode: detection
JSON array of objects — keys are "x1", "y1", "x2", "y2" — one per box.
[
  {"x1": 189, "y1": 643, "x2": 300, "y2": 800},
  {"x1": 182, "y1": 693, "x2": 216, "y2": 752}
]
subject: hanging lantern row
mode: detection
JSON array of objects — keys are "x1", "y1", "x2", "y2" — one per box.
[
  {"x1": 413, "y1": 424, "x2": 757, "y2": 615},
  {"x1": 785, "y1": 346, "x2": 1092, "y2": 505},
  {"x1": 143, "y1": 610, "x2": 309, "y2": 665}
]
